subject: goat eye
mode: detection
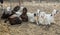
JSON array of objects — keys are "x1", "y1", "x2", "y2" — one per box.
[
  {"x1": 34, "y1": 14, "x2": 36, "y2": 16},
  {"x1": 56, "y1": 10, "x2": 58, "y2": 13},
  {"x1": 51, "y1": 14, "x2": 52, "y2": 16}
]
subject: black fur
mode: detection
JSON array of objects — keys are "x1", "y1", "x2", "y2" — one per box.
[
  {"x1": 1, "y1": 12, "x2": 11, "y2": 19},
  {"x1": 13, "y1": 6, "x2": 20, "y2": 12},
  {"x1": 34, "y1": 13, "x2": 36, "y2": 16},
  {"x1": 1, "y1": 6, "x2": 20, "y2": 19},
  {"x1": 20, "y1": 7, "x2": 28, "y2": 22},
  {"x1": 0, "y1": 0, "x2": 3, "y2": 4},
  {"x1": 5, "y1": 17, "x2": 22, "y2": 25}
]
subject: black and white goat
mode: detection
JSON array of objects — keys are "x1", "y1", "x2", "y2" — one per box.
[
  {"x1": 3, "y1": 6, "x2": 23, "y2": 25},
  {"x1": 1, "y1": 6, "x2": 21, "y2": 19},
  {"x1": 1, "y1": 6, "x2": 22, "y2": 25},
  {"x1": 6, "y1": 7, "x2": 28, "y2": 25}
]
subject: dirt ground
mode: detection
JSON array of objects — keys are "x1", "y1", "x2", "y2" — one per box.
[{"x1": 0, "y1": 2, "x2": 60, "y2": 35}]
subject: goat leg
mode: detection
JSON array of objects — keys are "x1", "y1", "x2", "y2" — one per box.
[{"x1": 4, "y1": 19, "x2": 8, "y2": 23}]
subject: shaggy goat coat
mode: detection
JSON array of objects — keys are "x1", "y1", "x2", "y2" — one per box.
[{"x1": 37, "y1": 9, "x2": 58, "y2": 25}]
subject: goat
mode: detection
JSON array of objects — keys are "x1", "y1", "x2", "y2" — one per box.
[
  {"x1": 7, "y1": 7, "x2": 27, "y2": 25},
  {"x1": 1, "y1": 6, "x2": 21, "y2": 19},
  {"x1": 4, "y1": 7, "x2": 27, "y2": 25},
  {"x1": 1, "y1": 6, "x2": 25, "y2": 25},
  {"x1": 37, "y1": 9, "x2": 59, "y2": 26}
]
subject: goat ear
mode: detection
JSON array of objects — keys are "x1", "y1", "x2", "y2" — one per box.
[
  {"x1": 56, "y1": 10, "x2": 59, "y2": 14},
  {"x1": 51, "y1": 9, "x2": 57, "y2": 16},
  {"x1": 39, "y1": 10, "x2": 40, "y2": 12},
  {"x1": 51, "y1": 14, "x2": 52, "y2": 16},
  {"x1": 37, "y1": 9, "x2": 40, "y2": 11}
]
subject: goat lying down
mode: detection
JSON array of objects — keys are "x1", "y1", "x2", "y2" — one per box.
[
  {"x1": 1, "y1": 6, "x2": 24, "y2": 19},
  {"x1": 1, "y1": 6, "x2": 24, "y2": 25},
  {"x1": 36, "y1": 9, "x2": 59, "y2": 25}
]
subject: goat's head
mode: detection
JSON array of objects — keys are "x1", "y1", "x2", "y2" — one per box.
[
  {"x1": 34, "y1": 9, "x2": 40, "y2": 16},
  {"x1": 51, "y1": 9, "x2": 59, "y2": 16}
]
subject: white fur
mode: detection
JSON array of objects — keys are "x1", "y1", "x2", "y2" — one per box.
[
  {"x1": 27, "y1": 12, "x2": 35, "y2": 22},
  {"x1": 19, "y1": 6, "x2": 24, "y2": 12},
  {"x1": 15, "y1": 6, "x2": 24, "y2": 17},
  {"x1": 38, "y1": 13, "x2": 54, "y2": 25},
  {"x1": 52, "y1": 9, "x2": 57, "y2": 16},
  {"x1": 26, "y1": 9, "x2": 41, "y2": 23},
  {"x1": 38, "y1": 12, "x2": 46, "y2": 25},
  {"x1": 5, "y1": 7, "x2": 11, "y2": 14},
  {"x1": 37, "y1": 9, "x2": 58, "y2": 25},
  {"x1": 15, "y1": 12, "x2": 22, "y2": 17}
]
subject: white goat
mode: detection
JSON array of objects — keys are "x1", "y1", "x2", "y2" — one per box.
[{"x1": 37, "y1": 9, "x2": 59, "y2": 25}]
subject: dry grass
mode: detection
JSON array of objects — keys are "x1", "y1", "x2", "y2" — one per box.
[{"x1": 0, "y1": 2, "x2": 60, "y2": 35}]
